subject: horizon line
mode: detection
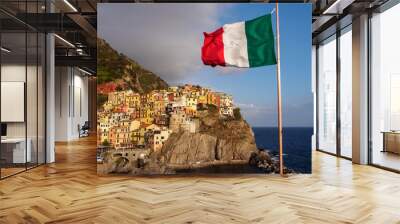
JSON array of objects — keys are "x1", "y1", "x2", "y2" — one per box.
[{"x1": 251, "y1": 126, "x2": 313, "y2": 128}]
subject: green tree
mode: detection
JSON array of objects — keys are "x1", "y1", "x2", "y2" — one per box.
[
  {"x1": 102, "y1": 139, "x2": 110, "y2": 146},
  {"x1": 97, "y1": 94, "x2": 108, "y2": 109},
  {"x1": 207, "y1": 104, "x2": 218, "y2": 114}
]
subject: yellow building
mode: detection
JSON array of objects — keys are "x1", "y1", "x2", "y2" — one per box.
[
  {"x1": 154, "y1": 99, "x2": 165, "y2": 116},
  {"x1": 139, "y1": 106, "x2": 154, "y2": 125},
  {"x1": 126, "y1": 93, "x2": 140, "y2": 108},
  {"x1": 129, "y1": 120, "x2": 140, "y2": 132},
  {"x1": 146, "y1": 124, "x2": 161, "y2": 132},
  {"x1": 109, "y1": 126, "x2": 131, "y2": 148},
  {"x1": 197, "y1": 95, "x2": 207, "y2": 104},
  {"x1": 98, "y1": 117, "x2": 110, "y2": 145},
  {"x1": 207, "y1": 92, "x2": 220, "y2": 108}
]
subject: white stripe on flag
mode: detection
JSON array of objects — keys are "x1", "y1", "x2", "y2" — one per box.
[{"x1": 222, "y1": 21, "x2": 249, "y2": 68}]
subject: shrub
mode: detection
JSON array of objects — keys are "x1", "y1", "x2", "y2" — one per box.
[
  {"x1": 116, "y1": 85, "x2": 123, "y2": 91},
  {"x1": 233, "y1": 108, "x2": 242, "y2": 120},
  {"x1": 207, "y1": 104, "x2": 218, "y2": 113},
  {"x1": 102, "y1": 139, "x2": 110, "y2": 146},
  {"x1": 97, "y1": 94, "x2": 108, "y2": 108}
]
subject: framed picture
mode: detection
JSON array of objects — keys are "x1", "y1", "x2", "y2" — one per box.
[{"x1": 97, "y1": 3, "x2": 312, "y2": 175}]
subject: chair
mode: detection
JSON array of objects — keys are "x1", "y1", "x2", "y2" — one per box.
[{"x1": 79, "y1": 121, "x2": 90, "y2": 138}]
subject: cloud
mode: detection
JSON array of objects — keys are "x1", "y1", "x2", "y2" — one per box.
[
  {"x1": 98, "y1": 4, "x2": 227, "y2": 83},
  {"x1": 235, "y1": 103, "x2": 256, "y2": 109},
  {"x1": 235, "y1": 103, "x2": 271, "y2": 111},
  {"x1": 236, "y1": 103, "x2": 275, "y2": 126},
  {"x1": 213, "y1": 66, "x2": 248, "y2": 76},
  {"x1": 237, "y1": 101, "x2": 313, "y2": 127}
]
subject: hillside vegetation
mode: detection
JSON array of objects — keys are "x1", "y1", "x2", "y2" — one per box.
[{"x1": 97, "y1": 38, "x2": 169, "y2": 94}]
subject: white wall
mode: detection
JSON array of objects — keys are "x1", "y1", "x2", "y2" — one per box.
[
  {"x1": 72, "y1": 72, "x2": 89, "y2": 138},
  {"x1": 55, "y1": 67, "x2": 69, "y2": 141},
  {"x1": 54, "y1": 67, "x2": 89, "y2": 141},
  {"x1": 1, "y1": 65, "x2": 41, "y2": 137},
  {"x1": 1, "y1": 63, "x2": 46, "y2": 164},
  {"x1": 1, "y1": 64, "x2": 26, "y2": 138}
]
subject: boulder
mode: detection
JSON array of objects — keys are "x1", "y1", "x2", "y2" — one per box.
[{"x1": 249, "y1": 150, "x2": 293, "y2": 174}]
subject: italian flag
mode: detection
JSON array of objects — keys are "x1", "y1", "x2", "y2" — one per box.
[{"x1": 202, "y1": 14, "x2": 277, "y2": 68}]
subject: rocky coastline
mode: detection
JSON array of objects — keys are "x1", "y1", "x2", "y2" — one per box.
[
  {"x1": 98, "y1": 104, "x2": 293, "y2": 175},
  {"x1": 99, "y1": 146, "x2": 293, "y2": 175}
]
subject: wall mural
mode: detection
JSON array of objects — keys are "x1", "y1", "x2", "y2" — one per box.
[{"x1": 97, "y1": 3, "x2": 312, "y2": 175}]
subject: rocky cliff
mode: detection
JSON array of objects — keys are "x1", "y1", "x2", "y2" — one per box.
[
  {"x1": 155, "y1": 107, "x2": 258, "y2": 168},
  {"x1": 99, "y1": 106, "x2": 292, "y2": 174}
]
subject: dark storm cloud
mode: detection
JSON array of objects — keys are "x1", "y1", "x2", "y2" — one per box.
[{"x1": 98, "y1": 4, "x2": 227, "y2": 83}]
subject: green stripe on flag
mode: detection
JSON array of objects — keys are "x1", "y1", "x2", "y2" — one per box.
[{"x1": 245, "y1": 14, "x2": 277, "y2": 67}]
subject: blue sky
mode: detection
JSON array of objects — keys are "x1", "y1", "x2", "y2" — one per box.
[{"x1": 98, "y1": 3, "x2": 312, "y2": 127}]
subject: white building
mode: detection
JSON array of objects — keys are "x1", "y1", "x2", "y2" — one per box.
[
  {"x1": 169, "y1": 110, "x2": 199, "y2": 133},
  {"x1": 218, "y1": 93, "x2": 233, "y2": 117},
  {"x1": 150, "y1": 129, "x2": 172, "y2": 152}
]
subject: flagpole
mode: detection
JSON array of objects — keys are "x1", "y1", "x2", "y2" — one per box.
[{"x1": 274, "y1": 2, "x2": 284, "y2": 176}]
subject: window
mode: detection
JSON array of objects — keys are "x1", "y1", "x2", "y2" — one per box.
[
  {"x1": 390, "y1": 75, "x2": 400, "y2": 130},
  {"x1": 316, "y1": 24, "x2": 353, "y2": 159},
  {"x1": 370, "y1": 4, "x2": 400, "y2": 171},
  {"x1": 317, "y1": 35, "x2": 337, "y2": 154},
  {"x1": 339, "y1": 26, "x2": 352, "y2": 158},
  {"x1": 0, "y1": 1, "x2": 46, "y2": 179}
]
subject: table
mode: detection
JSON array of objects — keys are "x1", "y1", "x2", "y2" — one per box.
[
  {"x1": 382, "y1": 131, "x2": 400, "y2": 154},
  {"x1": 1, "y1": 138, "x2": 32, "y2": 164}
]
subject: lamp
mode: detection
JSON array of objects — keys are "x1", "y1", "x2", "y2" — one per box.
[
  {"x1": 78, "y1": 67, "x2": 93, "y2": 76},
  {"x1": 1, "y1": 47, "x2": 11, "y2": 53},
  {"x1": 63, "y1": 0, "x2": 78, "y2": 12},
  {"x1": 54, "y1": 34, "x2": 75, "y2": 48}
]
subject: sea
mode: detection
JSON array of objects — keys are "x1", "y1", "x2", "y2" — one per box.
[
  {"x1": 253, "y1": 127, "x2": 313, "y2": 173},
  {"x1": 175, "y1": 127, "x2": 313, "y2": 174}
]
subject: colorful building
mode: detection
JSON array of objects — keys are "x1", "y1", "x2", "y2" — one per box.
[{"x1": 99, "y1": 85, "x2": 235, "y2": 149}]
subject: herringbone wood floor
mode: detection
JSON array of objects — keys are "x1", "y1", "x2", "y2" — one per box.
[{"x1": 1, "y1": 136, "x2": 400, "y2": 224}]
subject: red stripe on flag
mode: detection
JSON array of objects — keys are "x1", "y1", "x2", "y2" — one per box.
[{"x1": 201, "y1": 27, "x2": 225, "y2": 67}]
